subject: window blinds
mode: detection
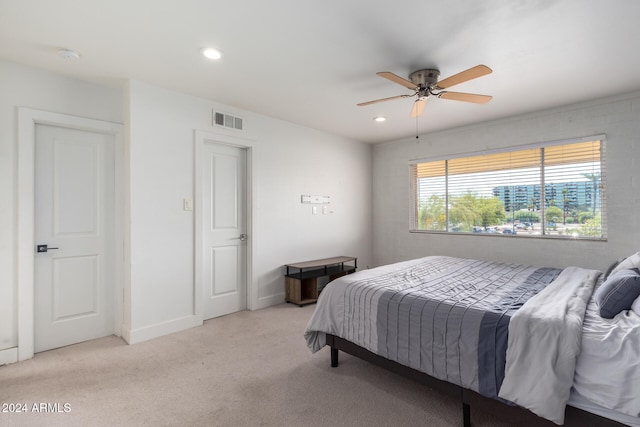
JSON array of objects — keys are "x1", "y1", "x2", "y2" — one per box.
[{"x1": 410, "y1": 138, "x2": 605, "y2": 239}]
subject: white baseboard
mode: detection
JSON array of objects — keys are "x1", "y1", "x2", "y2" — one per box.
[
  {"x1": 116, "y1": 296, "x2": 285, "y2": 345},
  {"x1": 0, "y1": 347, "x2": 18, "y2": 366},
  {"x1": 255, "y1": 292, "x2": 286, "y2": 310},
  {"x1": 124, "y1": 315, "x2": 199, "y2": 345}
]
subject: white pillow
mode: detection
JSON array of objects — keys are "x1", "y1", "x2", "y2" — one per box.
[
  {"x1": 610, "y1": 252, "x2": 640, "y2": 276},
  {"x1": 632, "y1": 295, "x2": 640, "y2": 316}
]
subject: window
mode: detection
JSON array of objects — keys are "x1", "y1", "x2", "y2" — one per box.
[{"x1": 410, "y1": 137, "x2": 606, "y2": 239}]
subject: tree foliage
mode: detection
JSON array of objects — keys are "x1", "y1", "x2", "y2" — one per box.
[
  {"x1": 449, "y1": 193, "x2": 481, "y2": 230},
  {"x1": 578, "y1": 211, "x2": 594, "y2": 224},
  {"x1": 475, "y1": 196, "x2": 506, "y2": 227},
  {"x1": 579, "y1": 216, "x2": 602, "y2": 237},
  {"x1": 418, "y1": 192, "x2": 507, "y2": 231},
  {"x1": 545, "y1": 206, "x2": 563, "y2": 223},
  {"x1": 418, "y1": 195, "x2": 446, "y2": 231}
]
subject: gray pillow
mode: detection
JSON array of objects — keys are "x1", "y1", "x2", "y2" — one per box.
[{"x1": 595, "y1": 268, "x2": 640, "y2": 319}]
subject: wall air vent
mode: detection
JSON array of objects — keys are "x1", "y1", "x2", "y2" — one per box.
[{"x1": 213, "y1": 111, "x2": 244, "y2": 131}]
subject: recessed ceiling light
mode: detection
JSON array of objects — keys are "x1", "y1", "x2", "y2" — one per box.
[
  {"x1": 202, "y1": 48, "x2": 223, "y2": 60},
  {"x1": 373, "y1": 116, "x2": 386, "y2": 122},
  {"x1": 57, "y1": 48, "x2": 80, "y2": 61}
]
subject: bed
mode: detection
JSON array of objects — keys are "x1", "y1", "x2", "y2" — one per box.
[{"x1": 304, "y1": 255, "x2": 640, "y2": 427}]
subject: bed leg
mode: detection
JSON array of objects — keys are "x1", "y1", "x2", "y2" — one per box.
[
  {"x1": 331, "y1": 347, "x2": 339, "y2": 367},
  {"x1": 462, "y1": 402, "x2": 471, "y2": 427}
]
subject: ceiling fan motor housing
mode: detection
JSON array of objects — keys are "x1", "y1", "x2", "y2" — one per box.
[{"x1": 409, "y1": 69, "x2": 440, "y2": 88}]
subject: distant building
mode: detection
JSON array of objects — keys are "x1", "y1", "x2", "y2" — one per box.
[{"x1": 492, "y1": 181, "x2": 600, "y2": 212}]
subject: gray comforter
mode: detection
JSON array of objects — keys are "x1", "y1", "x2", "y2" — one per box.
[{"x1": 304, "y1": 256, "x2": 600, "y2": 423}]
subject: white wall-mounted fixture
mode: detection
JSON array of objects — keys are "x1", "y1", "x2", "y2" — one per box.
[
  {"x1": 202, "y1": 48, "x2": 223, "y2": 60},
  {"x1": 373, "y1": 116, "x2": 386, "y2": 122},
  {"x1": 301, "y1": 195, "x2": 330, "y2": 204}
]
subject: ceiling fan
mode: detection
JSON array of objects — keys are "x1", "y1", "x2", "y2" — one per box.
[{"x1": 358, "y1": 64, "x2": 493, "y2": 118}]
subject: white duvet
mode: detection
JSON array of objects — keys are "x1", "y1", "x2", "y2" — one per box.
[
  {"x1": 572, "y1": 283, "x2": 640, "y2": 419},
  {"x1": 499, "y1": 267, "x2": 601, "y2": 425}
]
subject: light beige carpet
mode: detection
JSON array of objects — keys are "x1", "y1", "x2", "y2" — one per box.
[{"x1": 0, "y1": 304, "x2": 511, "y2": 427}]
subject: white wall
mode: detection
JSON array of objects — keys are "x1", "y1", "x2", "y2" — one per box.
[
  {"x1": 1, "y1": 62, "x2": 372, "y2": 357},
  {"x1": 373, "y1": 92, "x2": 640, "y2": 271},
  {"x1": 0, "y1": 61, "x2": 123, "y2": 352},
  {"x1": 125, "y1": 81, "x2": 373, "y2": 341}
]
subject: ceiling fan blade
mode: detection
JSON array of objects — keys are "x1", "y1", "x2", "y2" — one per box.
[
  {"x1": 436, "y1": 65, "x2": 492, "y2": 89},
  {"x1": 377, "y1": 71, "x2": 418, "y2": 90},
  {"x1": 438, "y1": 91, "x2": 492, "y2": 104},
  {"x1": 357, "y1": 94, "x2": 410, "y2": 106},
  {"x1": 410, "y1": 98, "x2": 427, "y2": 118}
]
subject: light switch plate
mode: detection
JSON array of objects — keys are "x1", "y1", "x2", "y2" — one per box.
[{"x1": 183, "y1": 198, "x2": 193, "y2": 211}]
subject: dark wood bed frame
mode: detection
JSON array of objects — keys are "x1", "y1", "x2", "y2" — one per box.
[{"x1": 326, "y1": 334, "x2": 626, "y2": 427}]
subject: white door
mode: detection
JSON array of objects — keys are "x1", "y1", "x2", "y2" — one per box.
[
  {"x1": 34, "y1": 124, "x2": 115, "y2": 352},
  {"x1": 201, "y1": 142, "x2": 247, "y2": 320}
]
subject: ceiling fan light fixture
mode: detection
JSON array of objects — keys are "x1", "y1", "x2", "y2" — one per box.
[
  {"x1": 202, "y1": 47, "x2": 223, "y2": 60},
  {"x1": 57, "y1": 48, "x2": 80, "y2": 61}
]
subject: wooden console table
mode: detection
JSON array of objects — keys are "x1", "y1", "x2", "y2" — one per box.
[{"x1": 284, "y1": 256, "x2": 357, "y2": 306}]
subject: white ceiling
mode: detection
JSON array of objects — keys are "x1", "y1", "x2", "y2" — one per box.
[{"x1": 2, "y1": 0, "x2": 640, "y2": 144}]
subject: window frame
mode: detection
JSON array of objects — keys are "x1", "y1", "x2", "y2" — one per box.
[{"x1": 409, "y1": 135, "x2": 607, "y2": 241}]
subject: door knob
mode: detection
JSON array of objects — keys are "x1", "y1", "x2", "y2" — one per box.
[
  {"x1": 238, "y1": 234, "x2": 247, "y2": 241},
  {"x1": 36, "y1": 244, "x2": 59, "y2": 253}
]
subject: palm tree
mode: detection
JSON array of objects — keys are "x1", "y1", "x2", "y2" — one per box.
[
  {"x1": 582, "y1": 173, "x2": 601, "y2": 216},
  {"x1": 562, "y1": 188, "x2": 569, "y2": 224}
]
